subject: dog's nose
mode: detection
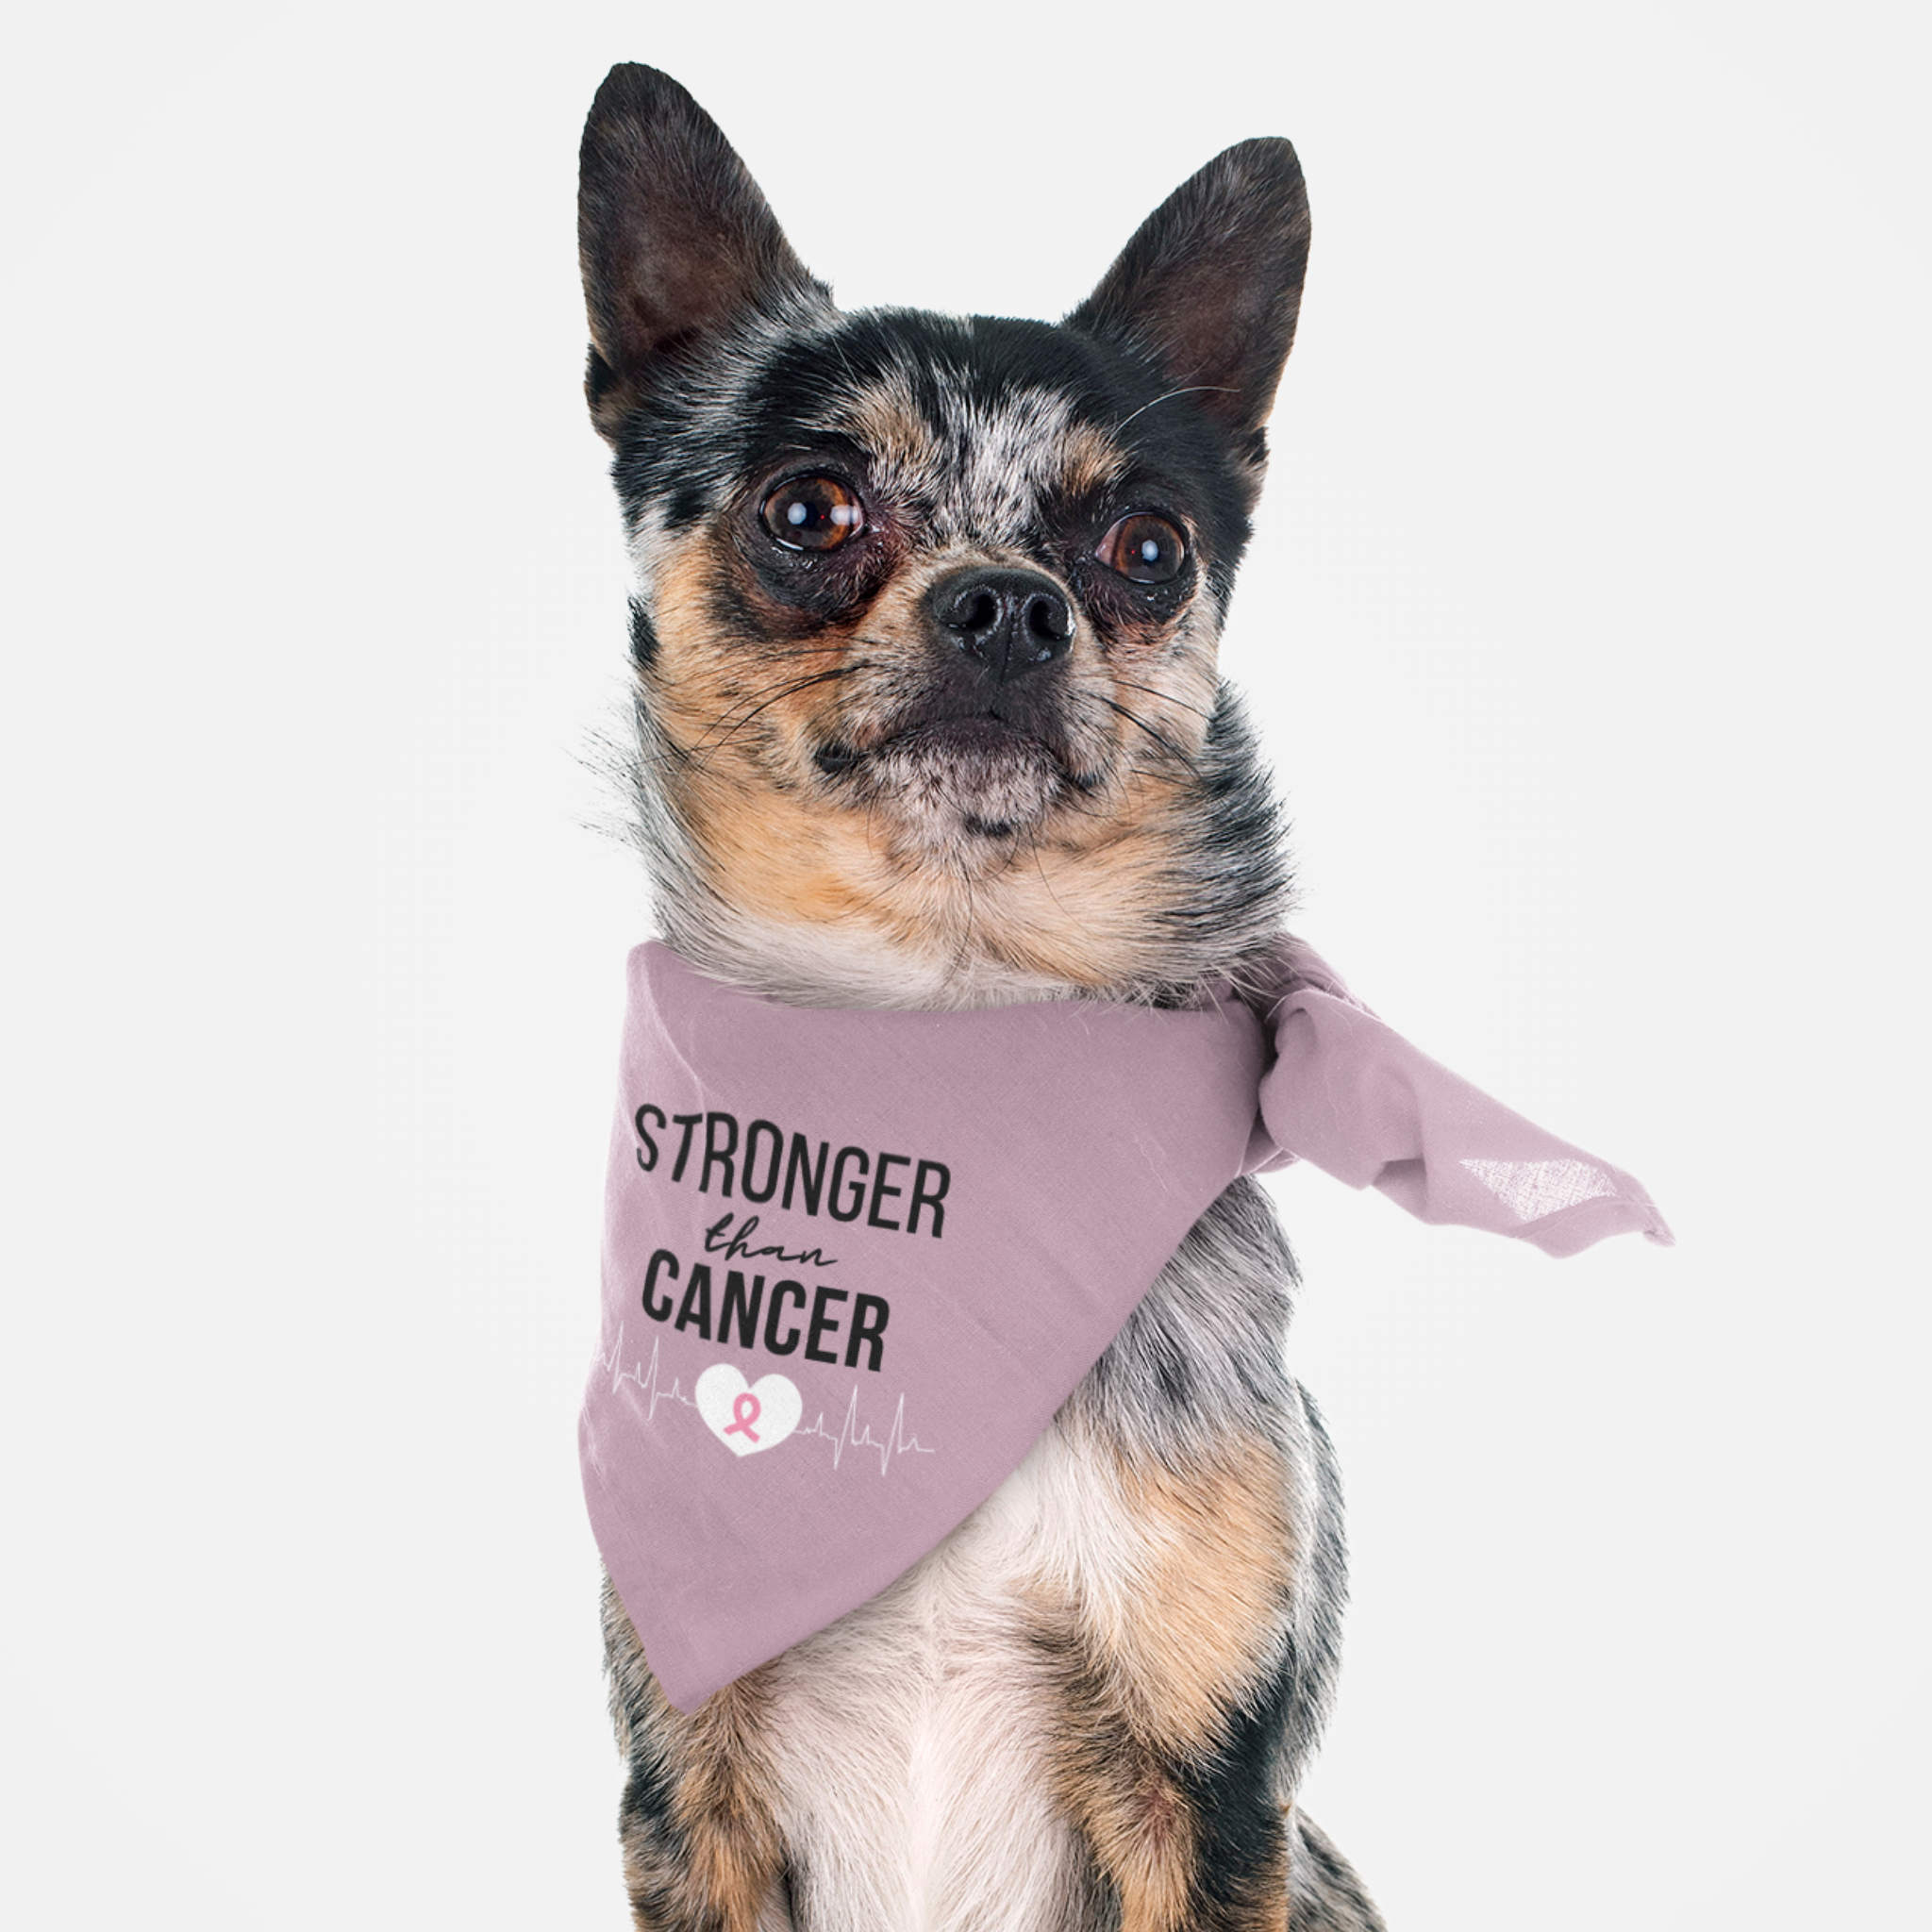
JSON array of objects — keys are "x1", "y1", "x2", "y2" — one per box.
[{"x1": 929, "y1": 567, "x2": 1074, "y2": 683}]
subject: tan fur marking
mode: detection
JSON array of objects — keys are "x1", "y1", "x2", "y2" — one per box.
[
  {"x1": 688, "y1": 780, "x2": 893, "y2": 927},
  {"x1": 1104, "y1": 1434, "x2": 1296, "y2": 1752},
  {"x1": 675, "y1": 760, "x2": 1211, "y2": 991},
  {"x1": 687, "y1": 745, "x2": 1216, "y2": 990},
  {"x1": 640, "y1": 1675, "x2": 785, "y2": 1931},
  {"x1": 1066, "y1": 1740, "x2": 1198, "y2": 1932},
  {"x1": 838, "y1": 369, "x2": 940, "y2": 489},
  {"x1": 1058, "y1": 420, "x2": 1134, "y2": 499},
  {"x1": 959, "y1": 768, "x2": 1208, "y2": 987},
  {"x1": 1029, "y1": 1432, "x2": 1295, "y2": 1931},
  {"x1": 636, "y1": 513, "x2": 1234, "y2": 992}
]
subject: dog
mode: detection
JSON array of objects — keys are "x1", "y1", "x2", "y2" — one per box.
[{"x1": 577, "y1": 62, "x2": 1387, "y2": 1932}]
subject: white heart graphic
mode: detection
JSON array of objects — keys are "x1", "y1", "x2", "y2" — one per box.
[{"x1": 693, "y1": 1365, "x2": 802, "y2": 1458}]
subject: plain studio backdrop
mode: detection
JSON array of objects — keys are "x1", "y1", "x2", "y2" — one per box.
[{"x1": 3, "y1": 3, "x2": 1925, "y2": 1927}]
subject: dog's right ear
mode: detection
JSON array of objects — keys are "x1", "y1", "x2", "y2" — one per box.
[{"x1": 577, "y1": 65, "x2": 827, "y2": 441}]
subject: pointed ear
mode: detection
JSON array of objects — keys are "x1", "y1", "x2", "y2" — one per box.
[
  {"x1": 577, "y1": 65, "x2": 829, "y2": 441},
  {"x1": 1066, "y1": 139, "x2": 1310, "y2": 468}
]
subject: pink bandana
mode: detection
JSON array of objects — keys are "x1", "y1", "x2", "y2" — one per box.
[{"x1": 581, "y1": 941, "x2": 1670, "y2": 1710}]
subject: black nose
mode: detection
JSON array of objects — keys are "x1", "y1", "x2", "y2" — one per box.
[{"x1": 929, "y1": 567, "x2": 1074, "y2": 684}]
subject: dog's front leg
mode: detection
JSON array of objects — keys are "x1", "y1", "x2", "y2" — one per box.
[
  {"x1": 604, "y1": 1581, "x2": 791, "y2": 1932},
  {"x1": 1030, "y1": 1431, "x2": 1303, "y2": 1932}
]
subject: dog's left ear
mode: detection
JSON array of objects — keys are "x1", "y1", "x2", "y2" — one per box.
[{"x1": 1067, "y1": 139, "x2": 1310, "y2": 474}]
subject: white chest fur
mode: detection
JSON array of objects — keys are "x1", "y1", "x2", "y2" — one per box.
[{"x1": 757, "y1": 1424, "x2": 1135, "y2": 1932}]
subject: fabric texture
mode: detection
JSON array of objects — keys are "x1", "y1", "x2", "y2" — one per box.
[{"x1": 581, "y1": 939, "x2": 1669, "y2": 1711}]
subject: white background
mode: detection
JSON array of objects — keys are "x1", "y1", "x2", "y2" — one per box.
[{"x1": 4, "y1": 3, "x2": 1926, "y2": 1927}]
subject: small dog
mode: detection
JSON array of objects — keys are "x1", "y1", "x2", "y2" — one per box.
[{"x1": 578, "y1": 63, "x2": 1386, "y2": 1932}]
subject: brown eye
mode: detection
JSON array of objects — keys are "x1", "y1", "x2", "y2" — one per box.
[
  {"x1": 761, "y1": 475, "x2": 865, "y2": 551},
  {"x1": 1097, "y1": 512, "x2": 1187, "y2": 584}
]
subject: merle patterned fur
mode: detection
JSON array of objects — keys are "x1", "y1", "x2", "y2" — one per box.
[{"x1": 577, "y1": 62, "x2": 1387, "y2": 1931}]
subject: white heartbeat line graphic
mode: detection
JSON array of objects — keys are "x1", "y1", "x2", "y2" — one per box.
[
  {"x1": 598, "y1": 1326, "x2": 700, "y2": 1419},
  {"x1": 595, "y1": 1327, "x2": 936, "y2": 1476},
  {"x1": 795, "y1": 1389, "x2": 936, "y2": 1477}
]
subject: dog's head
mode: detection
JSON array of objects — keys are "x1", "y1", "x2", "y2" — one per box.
[{"x1": 579, "y1": 66, "x2": 1309, "y2": 1004}]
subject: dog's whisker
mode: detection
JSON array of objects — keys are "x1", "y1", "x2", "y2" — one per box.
[
  {"x1": 1113, "y1": 383, "x2": 1239, "y2": 433},
  {"x1": 689, "y1": 662, "x2": 873, "y2": 760},
  {"x1": 1094, "y1": 693, "x2": 1196, "y2": 769},
  {"x1": 1025, "y1": 831, "x2": 1079, "y2": 923},
  {"x1": 1110, "y1": 678, "x2": 1215, "y2": 724}
]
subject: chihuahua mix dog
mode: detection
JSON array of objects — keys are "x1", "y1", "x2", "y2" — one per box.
[{"x1": 578, "y1": 63, "x2": 1385, "y2": 1932}]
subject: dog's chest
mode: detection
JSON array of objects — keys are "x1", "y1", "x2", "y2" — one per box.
[{"x1": 757, "y1": 1424, "x2": 1131, "y2": 1932}]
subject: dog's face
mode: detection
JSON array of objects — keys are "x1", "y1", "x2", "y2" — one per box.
[{"x1": 579, "y1": 68, "x2": 1309, "y2": 1000}]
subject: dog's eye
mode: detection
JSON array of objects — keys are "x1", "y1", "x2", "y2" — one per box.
[
  {"x1": 1097, "y1": 513, "x2": 1187, "y2": 584},
  {"x1": 762, "y1": 475, "x2": 865, "y2": 552}
]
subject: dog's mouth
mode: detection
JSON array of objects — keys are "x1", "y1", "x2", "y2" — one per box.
[
  {"x1": 809, "y1": 694, "x2": 1097, "y2": 844},
  {"x1": 814, "y1": 699, "x2": 1073, "y2": 774},
  {"x1": 816, "y1": 713, "x2": 1047, "y2": 765},
  {"x1": 907, "y1": 714, "x2": 1041, "y2": 754}
]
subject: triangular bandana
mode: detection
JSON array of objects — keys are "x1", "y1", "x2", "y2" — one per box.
[{"x1": 581, "y1": 941, "x2": 1670, "y2": 1710}]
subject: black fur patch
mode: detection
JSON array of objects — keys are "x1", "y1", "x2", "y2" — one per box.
[
  {"x1": 608, "y1": 307, "x2": 1258, "y2": 637},
  {"x1": 1174, "y1": 1652, "x2": 1298, "y2": 1927}
]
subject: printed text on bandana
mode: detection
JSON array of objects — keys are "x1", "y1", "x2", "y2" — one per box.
[
  {"x1": 633, "y1": 1106, "x2": 951, "y2": 1235},
  {"x1": 629, "y1": 1104, "x2": 958, "y2": 1378}
]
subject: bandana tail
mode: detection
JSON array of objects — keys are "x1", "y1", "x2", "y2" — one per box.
[{"x1": 1254, "y1": 988, "x2": 1674, "y2": 1257}]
